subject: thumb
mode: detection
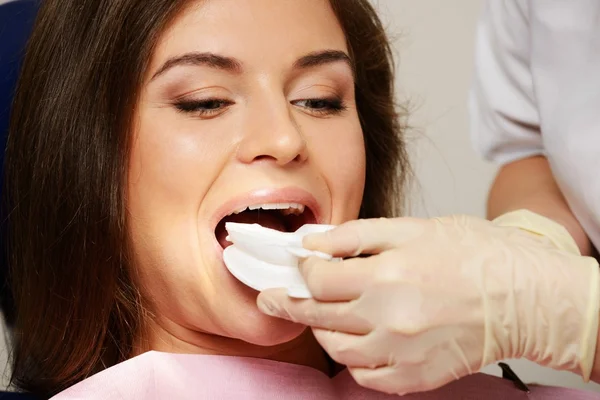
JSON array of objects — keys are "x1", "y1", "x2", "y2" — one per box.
[{"x1": 303, "y1": 217, "x2": 417, "y2": 257}]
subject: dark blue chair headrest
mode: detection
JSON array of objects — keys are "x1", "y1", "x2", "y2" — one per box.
[
  {"x1": 0, "y1": 0, "x2": 40, "y2": 327},
  {"x1": 0, "y1": 392, "x2": 40, "y2": 399},
  {"x1": 0, "y1": 0, "x2": 39, "y2": 141},
  {"x1": 0, "y1": 4, "x2": 49, "y2": 399}
]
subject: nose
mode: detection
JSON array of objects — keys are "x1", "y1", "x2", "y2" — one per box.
[{"x1": 236, "y1": 95, "x2": 308, "y2": 166}]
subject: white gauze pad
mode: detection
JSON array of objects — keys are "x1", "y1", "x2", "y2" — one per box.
[{"x1": 222, "y1": 222, "x2": 339, "y2": 299}]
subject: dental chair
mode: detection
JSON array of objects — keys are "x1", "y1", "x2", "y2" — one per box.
[
  {"x1": 0, "y1": 0, "x2": 38, "y2": 329},
  {"x1": 0, "y1": 0, "x2": 42, "y2": 398}
]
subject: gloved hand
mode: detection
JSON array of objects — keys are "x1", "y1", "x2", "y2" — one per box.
[{"x1": 256, "y1": 210, "x2": 600, "y2": 395}]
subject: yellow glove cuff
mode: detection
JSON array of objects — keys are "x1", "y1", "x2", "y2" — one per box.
[
  {"x1": 493, "y1": 209, "x2": 599, "y2": 381},
  {"x1": 492, "y1": 209, "x2": 581, "y2": 255}
]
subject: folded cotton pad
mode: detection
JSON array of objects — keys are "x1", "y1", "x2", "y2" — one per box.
[{"x1": 223, "y1": 222, "x2": 339, "y2": 299}]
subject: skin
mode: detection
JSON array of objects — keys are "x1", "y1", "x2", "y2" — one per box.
[
  {"x1": 126, "y1": 0, "x2": 365, "y2": 373},
  {"x1": 487, "y1": 156, "x2": 592, "y2": 256}
]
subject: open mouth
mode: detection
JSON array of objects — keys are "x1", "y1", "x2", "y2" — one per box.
[{"x1": 215, "y1": 203, "x2": 317, "y2": 249}]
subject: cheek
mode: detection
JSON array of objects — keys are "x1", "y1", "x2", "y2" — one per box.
[
  {"x1": 330, "y1": 130, "x2": 366, "y2": 198},
  {"x1": 128, "y1": 109, "x2": 234, "y2": 225},
  {"x1": 307, "y1": 118, "x2": 366, "y2": 221},
  {"x1": 126, "y1": 114, "x2": 232, "y2": 292},
  {"x1": 334, "y1": 134, "x2": 366, "y2": 219}
]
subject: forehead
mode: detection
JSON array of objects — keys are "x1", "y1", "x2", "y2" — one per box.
[{"x1": 151, "y1": 0, "x2": 349, "y2": 69}]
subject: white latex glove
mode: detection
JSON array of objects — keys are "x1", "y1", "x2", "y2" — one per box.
[{"x1": 256, "y1": 211, "x2": 600, "y2": 395}]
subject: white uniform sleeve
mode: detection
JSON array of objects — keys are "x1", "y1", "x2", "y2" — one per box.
[{"x1": 469, "y1": 0, "x2": 544, "y2": 165}]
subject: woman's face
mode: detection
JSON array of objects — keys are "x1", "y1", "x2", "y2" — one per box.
[{"x1": 129, "y1": 0, "x2": 365, "y2": 352}]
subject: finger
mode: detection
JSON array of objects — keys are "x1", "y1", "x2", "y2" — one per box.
[
  {"x1": 256, "y1": 290, "x2": 371, "y2": 334},
  {"x1": 303, "y1": 218, "x2": 426, "y2": 258},
  {"x1": 298, "y1": 256, "x2": 375, "y2": 301},
  {"x1": 349, "y1": 366, "x2": 410, "y2": 395},
  {"x1": 349, "y1": 366, "x2": 406, "y2": 395},
  {"x1": 349, "y1": 364, "x2": 456, "y2": 396},
  {"x1": 312, "y1": 329, "x2": 386, "y2": 369}
]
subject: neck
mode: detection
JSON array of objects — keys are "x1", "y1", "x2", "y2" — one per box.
[{"x1": 134, "y1": 318, "x2": 334, "y2": 376}]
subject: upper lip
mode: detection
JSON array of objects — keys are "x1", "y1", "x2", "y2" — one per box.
[{"x1": 210, "y1": 187, "x2": 324, "y2": 232}]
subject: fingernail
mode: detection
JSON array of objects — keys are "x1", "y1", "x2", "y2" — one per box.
[
  {"x1": 286, "y1": 247, "x2": 312, "y2": 259},
  {"x1": 257, "y1": 297, "x2": 282, "y2": 318}
]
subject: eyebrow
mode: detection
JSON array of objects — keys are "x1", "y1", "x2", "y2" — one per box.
[
  {"x1": 293, "y1": 50, "x2": 353, "y2": 71},
  {"x1": 151, "y1": 53, "x2": 243, "y2": 80},
  {"x1": 151, "y1": 49, "x2": 353, "y2": 81}
]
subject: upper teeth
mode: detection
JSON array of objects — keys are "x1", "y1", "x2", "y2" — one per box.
[{"x1": 229, "y1": 203, "x2": 306, "y2": 216}]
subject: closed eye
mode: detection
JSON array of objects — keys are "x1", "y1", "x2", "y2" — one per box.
[
  {"x1": 174, "y1": 98, "x2": 234, "y2": 118},
  {"x1": 291, "y1": 97, "x2": 347, "y2": 116},
  {"x1": 173, "y1": 97, "x2": 347, "y2": 118}
]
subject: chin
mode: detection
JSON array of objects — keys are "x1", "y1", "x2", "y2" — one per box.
[{"x1": 226, "y1": 286, "x2": 308, "y2": 347}]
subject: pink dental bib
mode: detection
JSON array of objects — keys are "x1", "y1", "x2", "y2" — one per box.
[{"x1": 51, "y1": 352, "x2": 600, "y2": 399}]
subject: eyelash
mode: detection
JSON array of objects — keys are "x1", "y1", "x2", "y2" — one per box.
[
  {"x1": 173, "y1": 97, "x2": 347, "y2": 118},
  {"x1": 174, "y1": 99, "x2": 234, "y2": 117},
  {"x1": 292, "y1": 97, "x2": 347, "y2": 116}
]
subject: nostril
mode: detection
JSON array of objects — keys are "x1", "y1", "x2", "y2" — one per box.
[
  {"x1": 252, "y1": 154, "x2": 277, "y2": 162},
  {"x1": 251, "y1": 153, "x2": 305, "y2": 165}
]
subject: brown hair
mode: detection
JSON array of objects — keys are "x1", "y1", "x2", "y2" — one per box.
[{"x1": 4, "y1": 0, "x2": 408, "y2": 397}]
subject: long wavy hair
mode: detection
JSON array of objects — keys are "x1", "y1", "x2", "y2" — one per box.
[{"x1": 4, "y1": 0, "x2": 409, "y2": 397}]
